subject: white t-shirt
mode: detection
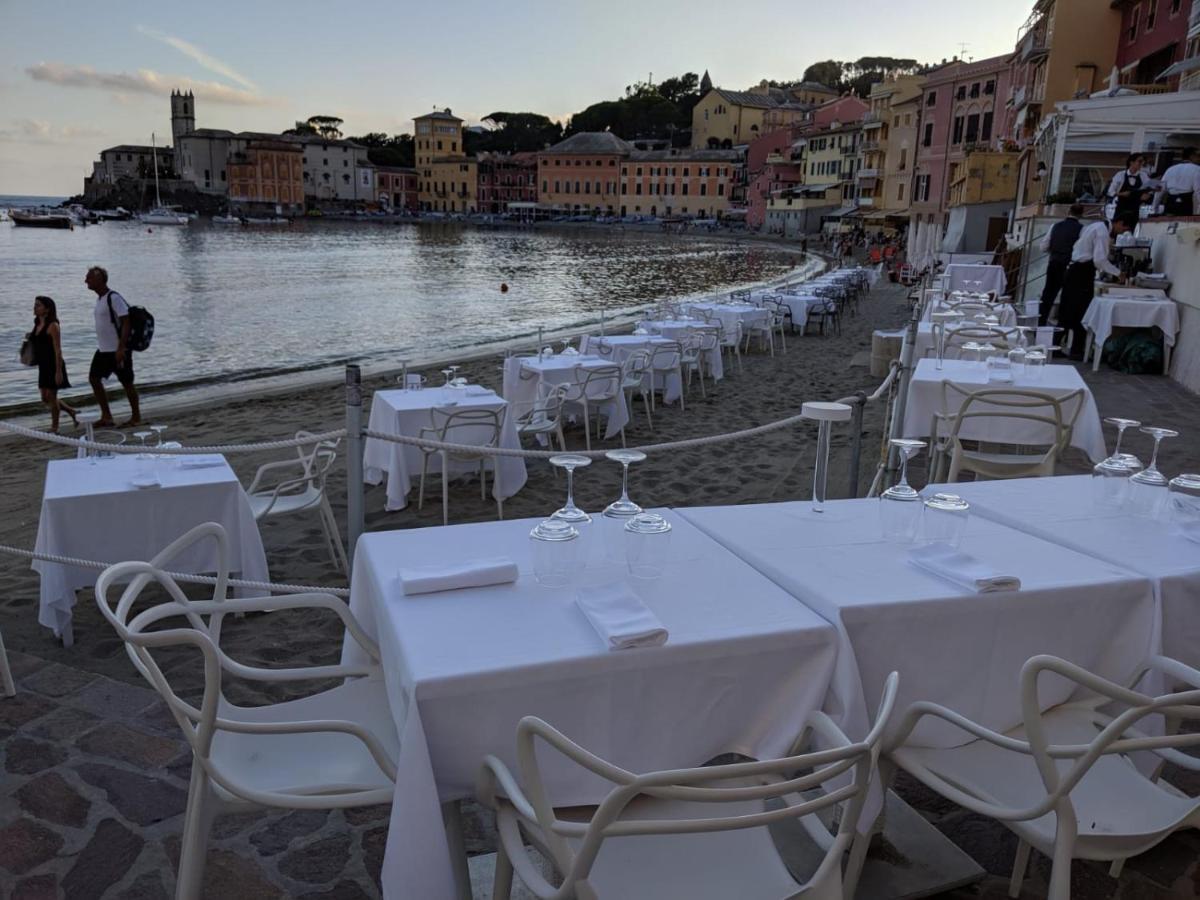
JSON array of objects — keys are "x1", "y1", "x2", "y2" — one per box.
[{"x1": 94, "y1": 290, "x2": 130, "y2": 352}]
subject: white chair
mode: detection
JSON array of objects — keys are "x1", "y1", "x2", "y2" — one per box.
[
  {"x1": 562, "y1": 365, "x2": 624, "y2": 452},
  {"x1": 620, "y1": 350, "x2": 653, "y2": 431},
  {"x1": 94, "y1": 523, "x2": 398, "y2": 900},
  {"x1": 743, "y1": 311, "x2": 774, "y2": 356},
  {"x1": 885, "y1": 655, "x2": 1200, "y2": 900},
  {"x1": 418, "y1": 407, "x2": 505, "y2": 526},
  {"x1": 647, "y1": 342, "x2": 685, "y2": 412},
  {"x1": 246, "y1": 432, "x2": 347, "y2": 572},
  {"x1": 680, "y1": 333, "x2": 708, "y2": 399},
  {"x1": 0, "y1": 627, "x2": 15, "y2": 696},
  {"x1": 762, "y1": 301, "x2": 788, "y2": 353},
  {"x1": 936, "y1": 325, "x2": 1018, "y2": 360},
  {"x1": 478, "y1": 674, "x2": 900, "y2": 900},
  {"x1": 515, "y1": 383, "x2": 569, "y2": 451},
  {"x1": 718, "y1": 321, "x2": 743, "y2": 374}
]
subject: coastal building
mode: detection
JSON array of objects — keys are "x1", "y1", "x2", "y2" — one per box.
[
  {"x1": 690, "y1": 76, "x2": 812, "y2": 148},
  {"x1": 745, "y1": 126, "x2": 806, "y2": 229},
  {"x1": 171, "y1": 90, "x2": 195, "y2": 148},
  {"x1": 375, "y1": 166, "x2": 419, "y2": 211},
  {"x1": 1112, "y1": 0, "x2": 1194, "y2": 89},
  {"x1": 763, "y1": 184, "x2": 842, "y2": 237},
  {"x1": 86, "y1": 144, "x2": 176, "y2": 190},
  {"x1": 537, "y1": 132, "x2": 629, "y2": 215},
  {"x1": 476, "y1": 152, "x2": 538, "y2": 213},
  {"x1": 944, "y1": 149, "x2": 1021, "y2": 253},
  {"x1": 415, "y1": 109, "x2": 477, "y2": 213},
  {"x1": 618, "y1": 148, "x2": 741, "y2": 218},
  {"x1": 1172, "y1": 2, "x2": 1200, "y2": 89},
  {"x1": 800, "y1": 119, "x2": 865, "y2": 206},
  {"x1": 227, "y1": 139, "x2": 304, "y2": 214},
  {"x1": 858, "y1": 75, "x2": 923, "y2": 223}
]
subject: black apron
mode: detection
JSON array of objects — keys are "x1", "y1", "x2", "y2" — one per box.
[{"x1": 1113, "y1": 172, "x2": 1144, "y2": 225}]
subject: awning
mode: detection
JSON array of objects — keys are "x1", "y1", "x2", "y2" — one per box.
[
  {"x1": 1157, "y1": 56, "x2": 1200, "y2": 80},
  {"x1": 825, "y1": 204, "x2": 859, "y2": 218}
]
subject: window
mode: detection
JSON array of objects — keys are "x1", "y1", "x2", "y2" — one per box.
[
  {"x1": 899, "y1": 147, "x2": 908, "y2": 170},
  {"x1": 554, "y1": 180, "x2": 560, "y2": 192},
  {"x1": 952, "y1": 116, "x2": 964, "y2": 144},
  {"x1": 636, "y1": 183, "x2": 642, "y2": 195},
  {"x1": 969, "y1": 82, "x2": 980, "y2": 99},
  {"x1": 965, "y1": 114, "x2": 980, "y2": 144},
  {"x1": 451, "y1": 142, "x2": 457, "y2": 152},
  {"x1": 1171, "y1": 0, "x2": 1182, "y2": 13},
  {"x1": 897, "y1": 182, "x2": 905, "y2": 202},
  {"x1": 1147, "y1": 0, "x2": 1157, "y2": 30},
  {"x1": 323, "y1": 158, "x2": 328, "y2": 165},
  {"x1": 1128, "y1": 5, "x2": 1140, "y2": 42},
  {"x1": 956, "y1": 86, "x2": 966, "y2": 100},
  {"x1": 717, "y1": 183, "x2": 724, "y2": 196},
  {"x1": 622, "y1": 183, "x2": 628, "y2": 194},
  {"x1": 682, "y1": 183, "x2": 689, "y2": 195},
  {"x1": 437, "y1": 141, "x2": 442, "y2": 151},
  {"x1": 699, "y1": 184, "x2": 707, "y2": 196},
  {"x1": 636, "y1": 166, "x2": 642, "y2": 176},
  {"x1": 982, "y1": 111, "x2": 994, "y2": 142},
  {"x1": 984, "y1": 80, "x2": 996, "y2": 96},
  {"x1": 344, "y1": 160, "x2": 348, "y2": 167},
  {"x1": 923, "y1": 123, "x2": 934, "y2": 147},
  {"x1": 926, "y1": 91, "x2": 937, "y2": 106},
  {"x1": 904, "y1": 114, "x2": 912, "y2": 126},
  {"x1": 683, "y1": 167, "x2": 690, "y2": 176}
]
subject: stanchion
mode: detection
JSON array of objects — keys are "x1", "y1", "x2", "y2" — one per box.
[
  {"x1": 345, "y1": 365, "x2": 364, "y2": 563},
  {"x1": 803, "y1": 401, "x2": 852, "y2": 513},
  {"x1": 847, "y1": 391, "x2": 867, "y2": 498}
]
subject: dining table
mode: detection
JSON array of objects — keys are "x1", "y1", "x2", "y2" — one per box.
[{"x1": 501, "y1": 352, "x2": 630, "y2": 437}]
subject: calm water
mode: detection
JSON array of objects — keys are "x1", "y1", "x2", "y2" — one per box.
[{"x1": 0, "y1": 217, "x2": 805, "y2": 411}]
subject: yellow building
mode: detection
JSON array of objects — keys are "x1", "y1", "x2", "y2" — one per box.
[
  {"x1": 415, "y1": 109, "x2": 478, "y2": 213},
  {"x1": 947, "y1": 151, "x2": 1020, "y2": 207},
  {"x1": 800, "y1": 122, "x2": 863, "y2": 204},
  {"x1": 691, "y1": 76, "x2": 813, "y2": 149},
  {"x1": 858, "y1": 75, "x2": 923, "y2": 215}
]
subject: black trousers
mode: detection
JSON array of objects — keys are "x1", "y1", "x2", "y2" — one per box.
[
  {"x1": 1164, "y1": 193, "x2": 1195, "y2": 216},
  {"x1": 1058, "y1": 261, "x2": 1096, "y2": 355},
  {"x1": 1038, "y1": 258, "x2": 1069, "y2": 327}
]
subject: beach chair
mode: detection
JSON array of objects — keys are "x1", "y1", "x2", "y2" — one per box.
[
  {"x1": 418, "y1": 407, "x2": 505, "y2": 526},
  {"x1": 562, "y1": 365, "x2": 624, "y2": 451}
]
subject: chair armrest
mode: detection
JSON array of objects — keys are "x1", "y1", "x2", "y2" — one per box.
[{"x1": 246, "y1": 457, "x2": 308, "y2": 494}]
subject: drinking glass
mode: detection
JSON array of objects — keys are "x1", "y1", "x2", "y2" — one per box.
[
  {"x1": 625, "y1": 512, "x2": 673, "y2": 579},
  {"x1": 603, "y1": 449, "x2": 646, "y2": 518},
  {"x1": 986, "y1": 350, "x2": 1013, "y2": 384},
  {"x1": 960, "y1": 341, "x2": 983, "y2": 363},
  {"x1": 921, "y1": 493, "x2": 970, "y2": 548},
  {"x1": 1024, "y1": 349, "x2": 1046, "y2": 382},
  {"x1": 441, "y1": 368, "x2": 453, "y2": 387},
  {"x1": 880, "y1": 439, "x2": 925, "y2": 542},
  {"x1": 150, "y1": 424, "x2": 168, "y2": 447},
  {"x1": 1128, "y1": 427, "x2": 1179, "y2": 517},
  {"x1": 1166, "y1": 474, "x2": 1200, "y2": 530},
  {"x1": 1104, "y1": 417, "x2": 1144, "y2": 471},
  {"x1": 1007, "y1": 346, "x2": 1026, "y2": 379},
  {"x1": 549, "y1": 454, "x2": 592, "y2": 524},
  {"x1": 133, "y1": 430, "x2": 153, "y2": 459},
  {"x1": 529, "y1": 518, "x2": 580, "y2": 588}
]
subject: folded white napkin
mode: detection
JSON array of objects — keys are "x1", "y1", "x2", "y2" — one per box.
[
  {"x1": 398, "y1": 558, "x2": 518, "y2": 596},
  {"x1": 562, "y1": 347, "x2": 579, "y2": 356},
  {"x1": 465, "y1": 385, "x2": 491, "y2": 396},
  {"x1": 177, "y1": 455, "x2": 226, "y2": 469},
  {"x1": 908, "y1": 543, "x2": 1021, "y2": 593},
  {"x1": 576, "y1": 583, "x2": 668, "y2": 650}
]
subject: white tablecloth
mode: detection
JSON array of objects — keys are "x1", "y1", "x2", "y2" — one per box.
[
  {"x1": 580, "y1": 333, "x2": 689, "y2": 404},
  {"x1": 921, "y1": 301, "x2": 1018, "y2": 327},
  {"x1": 680, "y1": 498, "x2": 1155, "y2": 750},
  {"x1": 945, "y1": 264, "x2": 1006, "y2": 295},
  {"x1": 684, "y1": 302, "x2": 769, "y2": 336},
  {"x1": 363, "y1": 387, "x2": 527, "y2": 511},
  {"x1": 32, "y1": 456, "x2": 269, "y2": 640},
  {"x1": 502, "y1": 354, "x2": 630, "y2": 435},
  {"x1": 930, "y1": 475, "x2": 1200, "y2": 669},
  {"x1": 1082, "y1": 294, "x2": 1179, "y2": 355},
  {"x1": 620, "y1": 326, "x2": 724, "y2": 386},
  {"x1": 343, "y1": 511, "x2": 838, "y2": 900},
  {"x1": 901, "y1": 358, "x2": 1107, "y2": 463}
]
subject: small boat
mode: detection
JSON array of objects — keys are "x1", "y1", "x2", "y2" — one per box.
[
  {"x1": 137, "y1": 133, "x2": 190, "y2": 226},
  {"x1": 242, "y1": 216, "x2": 289, "y2": 225},
  {"x1": 95, "y1": 207, "x2": 132, "y2": 221},
  {"x1": 212, "y1": 214, "x2": 243, "y2": 225},
  {"x1": 11, "y1": 208, "x2": 76, "y2": 229}
]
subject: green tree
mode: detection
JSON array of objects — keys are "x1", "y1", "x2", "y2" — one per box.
[
  {"x1": 286, "y1": 115, "x2": 344, "y2": 139},
  {"x1": 802, "y1": 60, "x2": 845, "y2": 90},
  {"x1": 564, "y1": 72, "x2": 700, "y2": 144},
  {"x1": 347, "y1": 132, "x2": 415, "y2": 167},
  {"x1": 464, "y1": 112, "x2": 564, "y2": 154}
]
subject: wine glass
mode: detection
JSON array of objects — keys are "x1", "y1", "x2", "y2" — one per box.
[
  {"x1": 1166, "y1": 474, "x2": 1200, "y2": 531},
  {"x1": 625, "y1": 512, "x2": 673, "y2": 579},
  {"x1": 880, "y1": 438, "x2": 925, "y2": 542},
  {"x1": 1104, "y1": 418, "x2": 1144, "y2": 471},
  {"x1": 1092, "y1": 418, "x2": 1142, "y2": 510},
  {"x1": 441, "y1": 368, "x2": 453, "y2": 388},
  {"x1": 603, "y1": 449, "x2": 645, "y2": 518},
  {"x1": 549, "y1": 454, "x2": 592, "y2": 524},
  {"x1": 150, "y1": 424, "x2": 168, "y2": 447},
  {"x1": 133, "y1": 430, "x2": 153, "y2": 459},
  {"x1": 1128, "y1": 427, "x2": 1179, "y2": 517}
]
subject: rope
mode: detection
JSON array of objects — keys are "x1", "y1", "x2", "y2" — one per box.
[
  {"x1": 0, "y1": 422, "x2": 347, "y2": 454},
  {"x1": 0, "y1": 543, "x2": 349, "y2": 598}
]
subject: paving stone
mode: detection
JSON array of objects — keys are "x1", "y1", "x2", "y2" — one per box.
[
  {"x1": 114, "y1": 870, "x2": 169, "y2": 900},
  {"x1": 73, "y1": 762, "x2": 188, "y2": 827},
  {"x1": 4, "y1": 650, "x2": 45, "y2": 680},
  {"x1": 0, "y1": 692, "x2": 56, "y2": 729},
  {"x1": 68, "y1": 678, "x2": 158, "y2": 719},
  {"x1": 341, "y1": 804, "x2": 390, "y2": 827},
  {"x1": 16, "y1": 771, "x2": 91, "y2": 828},
  {"x1": 199, "y1": 849, "x2": 284, "y2": 899},
  {"x1": 12, "y1": 873, "x2": 58, "y2": 900},
  {"x1": 25, "y1": 706, "x2": 101, "y2": 741},
  {"x1": 0, "y1": 818, "x2": 64, "y2": 876},
  {"x1": 21, "y1": 663, "x2": 98, "y2": 698},
  {"x1": 3, "y1": 735, "x2": 68, "y2": 775},
  {"x1": 933, "y1": 812, "x2": 1021, "y2": 878},
  {"x1": 77, "y1": 722, "x2": 185, "y2": 769},
  {"x1": 210, "y1": 809, "x2": 268, "y2": 840},
  {"x1": 278, "y1": 833, "x2": 353, "y2": 885},
  {"x1": 296, "y1": 880, "x2": 374, "y2": 900},
  {"x1": 249, "y1": 809, "x2": 330, "y2": 856},
  {"x1": 61, "y1": 817, "x2": 144, "y2": 900}
]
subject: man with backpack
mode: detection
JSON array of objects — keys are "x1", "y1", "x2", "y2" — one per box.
[{"x1": 85, "y1": 265, "x2": 141, "y2": 427}]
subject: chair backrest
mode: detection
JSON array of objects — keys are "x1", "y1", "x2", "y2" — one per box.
[
  {"x1": 520, "y1": 383, "x2": 569, "y2": 428},
  {"x1": 430, "y1": 407, "x2": 503, "y2": 458},
  {"x1": 593, "y1": 339, "x2": 614, "y2": 358},
  {"x1": 718, "y1": 320, "x2": 742, "y2": 348},
  {"x1": 943, "y1": 384, "x2": 1084, "y2": 455},
  {"x1": 401, "y1": 373, "x2": 427, "y2": 389},
  {"x1": 571, "y1": 364, "x2": 622, "y2": 401},
  {"x1": 940, "y1": 326, "x2": 1015, "y2": 357},
  {"x1": 622, "y1": 349, "x2": 651, "y2": 383},
  {"x1": 649, "y1": 341, "x2": 682, "y2": 370}
]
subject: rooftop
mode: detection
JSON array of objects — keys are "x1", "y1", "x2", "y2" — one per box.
[
  {"x1": 541, "y1": 132, "x2": 634, "y2": 155},
  {"x1": 100, "y1": 145, "x2": 174, "y2": 155},
  {"x1": 415, "y1": 109, "x2": 462, "y2": 122},
  {"x1": 628, "y1": 148, "x2": 741, "y2": 161}
]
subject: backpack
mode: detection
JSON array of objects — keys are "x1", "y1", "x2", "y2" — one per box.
[{"x1": 107, "y1": 291, "x2": 155, "y2": 352}]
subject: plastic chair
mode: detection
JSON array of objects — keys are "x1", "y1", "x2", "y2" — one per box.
[
  {"x1": 647, "y1": 342, "x2": 685, "y2": 412},
  {"x1": 0, "y1": 627, "x2": 14, "y2": 696},
  {"x1": 762, "y1": 301, "x2": 788, "y2": 353},
  {"x1": 718, "y1": 321, "x2": 743, "y2": 374},
  {"x1": 478, "y1": 674, "x2": 900, "y2": 900},
  {"x1": 885, "y1": 655, "x2": 1200, "y2": 900},
  {"x1": 515, "y1": 383, "x2": 569, "y2": 451},
  {"x1": 936, "y1": 325, "x2": 1017, "y2": 360},
  {"x1": 680, "y1": 334, "x2": 708, "y2": 399},
  {"x1": 562, "y1": 365, "x2": 624, "y2": 451},
  {"x1": 418, "y1": 407, "x2": 505, "y2": 526},
  {"x1": 246, "y1": 432, "x2": 347, "y2": 572},
  {"x1": 621, "y1": 350, "x2": 653, "y2": 431},
  {"x1": 94, "y1": 523, "x2": 398, "y2": 900}
]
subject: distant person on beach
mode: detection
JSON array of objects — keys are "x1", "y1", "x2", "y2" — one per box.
[
  {"x1": 30, "y1": 296, "x2": 79, "y2": 433},
  {"x1": 84, "y1": 266, "x2": 141, "y2": 427}
]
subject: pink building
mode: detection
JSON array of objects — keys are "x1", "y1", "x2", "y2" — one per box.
[
  {"x1": 1113, "y1": 0, "x2": 1193, "y2": 88},
  {"x1": 745, "y1": 127, "x2": 804, "y2": 229},
  {"x1": 910, "y1": 55, "x2": 1014, "y2": 224}
]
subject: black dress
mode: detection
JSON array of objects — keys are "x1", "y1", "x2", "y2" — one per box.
[{"x1": 32, "y1": 325, "x2": 70, "y2": 391}]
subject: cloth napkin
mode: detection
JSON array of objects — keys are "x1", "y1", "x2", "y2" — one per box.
[
  {"x1": 465, "y1": 385, "x2": 491, "y2": 397},
  {"x1": 908, "y1": 544, "x2": 1021, "y2": 593},
  {"x1": 398, "y1": 558, "x2": 518, "y2": 596},
  {"x1": 177, "y1": 455, "x2": 226, "y2": 469},
  {"x1": 576, "y1": 583, "x2": 668, "y2": 650}
]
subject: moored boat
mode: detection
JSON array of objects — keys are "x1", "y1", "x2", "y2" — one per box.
[
  {"x1": 137, "y1": 133, "x2": 190, "y2": 226},
  {"x1": 212, "y1": 214, "x2": 243, "y2": 225},
  {"x1": 11, "y1": 208, "x2": 75, "y2": 229},
  {"x1": 243, "y1": 216, "x2": 289, "y2": 225}
]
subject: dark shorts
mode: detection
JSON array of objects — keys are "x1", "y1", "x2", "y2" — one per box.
[{"x1": 89, "y1": 350, "x2": 134, "y2": 385}]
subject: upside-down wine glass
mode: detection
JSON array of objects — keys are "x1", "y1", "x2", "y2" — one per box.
[
  {"x1": 1128, "y1": 426, "x2": 1179, "y2": 517},
  {"x1": 880, "y1": 438, "x2": 926, "y2": 542},
  {"x1": 441, "y1": 368, "x2": 453, "y2": 388},
  {"x1": 549, "y1": 454, "x2": 592, "y2": 524},
  {"x1": 133, "y1": 430, "x2": 153, "y2": 459},
  {"x1": 1092, "y1": 418, "x2": 1143, "y2": 510},
  {"x1": 603, "y1": 449, "x2": 645, "y2": 518},
  {"x1": 150, "y1": 424, "x2": 168, "y2": 447}
]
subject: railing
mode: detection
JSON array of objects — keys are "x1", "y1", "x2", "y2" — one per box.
[
  {"x1": 861, "y1": 140, "x2": 881, "y2": 152},
  {"x1": 857, "y1": 168, "x2": 880, "y2": 179},
  {"x1": 1020, "y1": 30, "x2": 1049, "y2": 61}
]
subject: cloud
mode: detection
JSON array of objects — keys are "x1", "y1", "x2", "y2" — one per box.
[
  {"x1": 0, "y1": 119, "x2": 105, "y2": 143},
  {"x1": 26, "y1": 62, "x2": 274, "y2": 106},
  {"x1": 135, "y1": 25, "x2": 256, "y2": 91}
]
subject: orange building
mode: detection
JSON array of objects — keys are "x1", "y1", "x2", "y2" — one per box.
[
  {"x1": 227, "y1": 139, "x2": 304, "y2": 214},
  {"x1": 537, "y1": 132, "x2": 629, "y2": 214},
  {"x1": 618, "y1": 148, "x2": 741, "y2": 218},
  {"x1": 376, "y1": 166, "x2": 418, "y2": 211}
]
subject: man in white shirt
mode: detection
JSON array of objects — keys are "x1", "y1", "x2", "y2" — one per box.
[
  {"x1": 85, "y1": 265, "x2": 141, "y2": 426},
  {"x1": 1157, "y1": 147, "x2": 1200, "y2": 217},
  {"x1": 1057, "y1": 212, "x2": 1135, "y2": 359},
  {"x1": 1107, "y1": 153, "x2": 1153, "y2": 227}
]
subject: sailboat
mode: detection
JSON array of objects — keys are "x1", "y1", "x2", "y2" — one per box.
[{"x1": 139, "y1": 133, "x2": 190, "y2": 226}]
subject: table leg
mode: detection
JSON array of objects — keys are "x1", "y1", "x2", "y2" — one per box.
[
  {"x1": 61, "y1": 621, "x2": 74, "y2": 649},
  {"x1": 441, "y1": 799, "x2": 473, "y2": 900},
  {"x1": 1089, "y1": 332, "x2": 1101, "y2": 372},
  {"x1": 1164, "y1": 341, "x2": 1172, "y2": 376}
]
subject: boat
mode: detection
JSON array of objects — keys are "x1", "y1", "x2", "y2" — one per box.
[
  {"x1": 95, "y1": 207, "x2": 133, "y2": 221},
  {"x1": 10, "y1": 208, "x2": 76, "y2": 229},
  {"x1": 138, "y1": 133, "x2": 190, "y2": 226},
  {"x1": 212, "y1": 214, "x2": 242, "y2": 225},
  {"x1": 242, "y1": 216, "x2": 289, "y2": 225}
]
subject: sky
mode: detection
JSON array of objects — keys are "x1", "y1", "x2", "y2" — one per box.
[{"x1": 0, "y1": 0, "x2": 1033, "y2": 196}]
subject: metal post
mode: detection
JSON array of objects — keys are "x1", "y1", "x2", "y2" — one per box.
[
  {"x1": 847, "y1": 391, "x2": 866, "y2": 498},
  {"x1": 345, "y1": 365, "x2": 364, "y2": 562}
]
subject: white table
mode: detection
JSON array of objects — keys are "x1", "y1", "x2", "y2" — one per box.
[
  {"x1": 921, "y1": 301, "x2": 1018, "y2": 327},
  {"x1": 684, "y1": 302, "x2": 769, "y2": 336},
  {"x1": 501, "y1": 353, "x2": 630, "y2": 435},
  {"x1": 363, "y1": 387, "x2": 527, "y2": 512},
  {"x1": 1081, "y1": 292, "x2": 1179, "y2": 373},
  {"x1": 620, "y1": 325, "x2": 725, "y2": 386},
  {"x1": 32, "y1": 455, "x2": 269, "y2": 645},
  {"x1": 680, "y1": 498, "x2": 1156, "y2": 750},
  {"x1": 901, "y1": 358, "x2": 1107, "y2": 463},
  {"x1": 343, "y1": 511, "x2": 839, "y2": 900},
  {"x1": 930, "y1": 475, "x2": 1200, "y2": 670},
  {"x1": 579, "y1": 332, "x2": 692, "y2": 404},
  {"x1": 944, "y1": 263, "x2": 1006, "y2": 295}
]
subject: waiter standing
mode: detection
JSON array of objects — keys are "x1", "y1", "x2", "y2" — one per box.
[
  {"x1": 1157, "y1": 148, "x2": 1200, "y2": 217},
  {"x1": 1106, "y1": 153, "x2": 1153, "y2": 227},
  {"x1": 1058, "y1": 211, "x2": 1136, "y2": 359},
  {"x1": 1036, "y1": 203, "x2": 1084, "y2": 326}
]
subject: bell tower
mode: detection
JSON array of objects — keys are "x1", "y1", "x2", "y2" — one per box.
[{"x1": 170, "y1": 89, "x2": 195, "y2": 147}]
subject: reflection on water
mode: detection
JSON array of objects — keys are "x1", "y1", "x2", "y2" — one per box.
[{"x1": 0, "y1": 219, "x2": 803, "y2": 409}]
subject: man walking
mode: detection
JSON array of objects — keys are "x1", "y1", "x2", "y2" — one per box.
[
  {"x1": 85, "y1": 266, "x2": 141, "y2": 427},
  {"x1": 1057, "y1": 212, "x2": 1135, "y2": 360},
  {"x1": 1037, "y1": 204, "x2": 1084, "y2": 326},
  {"x1": 1157, "y1": 148, "x2": 1200, "y2": 217}
]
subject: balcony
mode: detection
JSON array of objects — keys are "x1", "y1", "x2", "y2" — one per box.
[
  {"x1": 858, "y1": 196, "x2": 876, "y2": 207},
  {"x1": 861, "y1": 140, "x2": 881, "y2": 152},
  {"x1": 1019, "y1": 30, "x2": 1049, "y2": 62},
  {"x1": 856, "y1": 168, "x2": 880, "y2": 180},
  {"x1": 862, "y1": 113, "x2": 884, "y2": 131},
  {"x1": 841, "y1": 145, "x2": 857, "y2": 156}
]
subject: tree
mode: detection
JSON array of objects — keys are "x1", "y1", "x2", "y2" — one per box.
[
  {"x1": 564, "y1": 72, "x2": 700, "y2": 144},
  {"x1": 464, "y1": 112, "x2": 563, "y2": 154},
  {"x1": 347, "y1": 132, "x2": 415, "y2": 167},
  {"x1": 286, "y1": 115, "x2": 344, "y2": 139},
  {"x1": 802, "y1": 61, "x2": 845, "y2": 90}
]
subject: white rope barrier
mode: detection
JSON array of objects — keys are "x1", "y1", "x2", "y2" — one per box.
[
  {"x1": 0, "y1": 542, "x2": 349, "y2": 598},
  {"x1": 0, "y1": 422, "x2": 347, "y2": 454}
]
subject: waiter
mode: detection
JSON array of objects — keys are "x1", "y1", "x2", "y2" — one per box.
[
  {"x1": 1157, "y1": 148, "x2": 1200, "y2": 217},
  {"x1": 1036, "y1": 203, "x2": 1084, "y2": 327},
  {"x1": 1058, "y1": 211, "x2": 1136, "y2": 359},
  {"x1": 1106, "y1": 153, "x2": 1154, "y2": 227}
]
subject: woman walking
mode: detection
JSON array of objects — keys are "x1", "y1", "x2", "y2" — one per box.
[{"x1": 31, "y1": 296, "x2": 79, "y2": 432}]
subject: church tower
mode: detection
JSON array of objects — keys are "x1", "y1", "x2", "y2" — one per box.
[
  {"x1": 700, "y1": 70, "x2": 713, "y2": 94},
  {"x1": 170, "y1": 89, "x2": 195, "y2": 147}
]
